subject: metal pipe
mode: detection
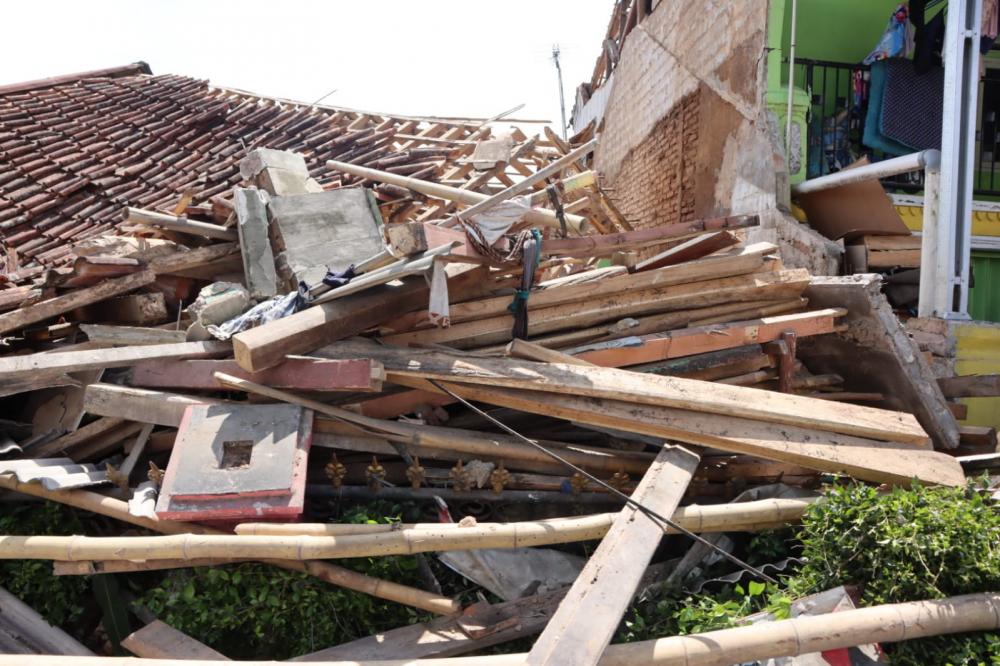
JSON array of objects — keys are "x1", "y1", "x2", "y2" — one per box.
[
  {"x1": 785, "y1": 0, "x2": 798, "y2": 161},
  {"x1": 791, "y1": 150, "x2": 941, "y2": 196},
  {"x1": 918, "y1": 165, "x2": 943, "y2": 317}
]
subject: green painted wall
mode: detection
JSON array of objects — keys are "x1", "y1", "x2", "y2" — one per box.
[{"x1": 778, "y1": 0, "x2": 903, "y2": 65}]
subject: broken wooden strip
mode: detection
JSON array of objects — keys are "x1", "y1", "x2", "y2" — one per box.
[
  {"x1": 0, "y1": 476, "x2": 460, "y2": 616},
  {"x1": 123, "y1": 207, "x2": 237, "y2": 241},
  {"x1": 385, "y1": 222, "x2": 485, "y2": 262},
  {"x1": 147, "y1": 243, "x2": 241, "y2": 276},
  {"x1": 83, "y1": 384, "x2": 226, "y2": 427},
  {"x1": 685, "y1": 297, "x2": 807, "y2": 327},
  {"x1": 505, "y1": 339, "x2": 597, "y2": 367},
  {"x1": 80, "y1": 324, "x2": 186, "y2": 346},
  {"x1": 573, "y1": 310, "x2": 846, "y2": 368},
  {"x1": 958, "y1": 425, "x2": 998, "y2": 450},
  {"x1": 628, "y1": 345, "x2": 774, "y2": 380},
  {"x1": 634, "y1": 231, "x2": 741, "y2": 272},
  {"x1": 0, "y1": 269, "x2": 155, "y2": 335},
  {"x1": 233, "y1": 266, "x2": 492, "y2": 372},
  {"x1": 0, "y1": 341, "x2": 231, "y2": 380},
  {"x1": 131, "y1": 358, "x2": 385, "y2": 392},
  {"x1": 381, "y1": 242, "x2": 777, "y2": 332},
  {"x1": 538, "y1": 214, "x2": 760, "y2": 257},
  {"x1": 383, "y1": 269, "x2": 809, "y2": 349},
  {"x1": 27, "y1": 417, "x2": 127, "y2": 459},
  {"x1": 938, "y1": 374, "x2": 1000, "y2": 398},
  {"x1": 122, "y1": 620, "x2": 229, "y2": 660},
  {"x1": 68, "y1": 421, "x2": 145, "y2": 462},
  {"x1": 391, "y1": 378, "x2": 963, "y2": 487},
  {"x1": 322, "y1": 343, "x2": 929, "y2": 445},
  {"x1": 526, "y1": 446, "x2": 699, "y2": 666}
]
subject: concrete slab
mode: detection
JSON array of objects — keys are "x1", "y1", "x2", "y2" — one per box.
[
  {"x1": 267, "y1": 188, "x2": 384, "y2": 290},
  {"x1": 233, "y1": 187, "x2": 277, "y2": 299}
]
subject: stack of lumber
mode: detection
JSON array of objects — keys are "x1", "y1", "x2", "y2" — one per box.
[{"x1": 0, "y1": 140, "x2": 973, "y2": 664}]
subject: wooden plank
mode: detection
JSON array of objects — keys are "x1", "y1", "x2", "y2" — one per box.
[
  {"x1": 383, "y1": 269, "x2": 809, "y2": 350},
  {"x1": 122, "y1": 620, "x2": 229, "y2": 660},
  {"x1": 380, "y1": 243, "x2": 777, "y2": 333},
  {"x1": 0, "y1": 269, "x2": 155, "y2": 335},
  {"x1": 573, "y1": 310, "x2": 845, "y2": 367},
  {"x1": 124, "y1": 207, "x2": 237, "y2": 241},
  {"x1": 80, "y1": 324, "x2": 186, "y2": 346},
  {"x1": 506, "y1": 339, "x2": 597, "y2": 367},
  {"x1": 863, "y1": 235, "x2": 919, "y2": 251},
  {"x1": 147, "y1": 243, "x2": 240, "y2": 276},
  {"x1": 393, "y1": 378, "x2": 963, "y2": 487},
  {"x1": 867, "y1": 249, "x2": 920, "y2": 268},
  {"x1": 322, "y1": 342, "x2": 928, "y2": 445},
  {"x1": 233, "y1": 266, "x2": 491, "y2": 372},
  {"x1": 83, "y1": 384, "x2": 225, "y2": 427},
  {"x1": 131, "y1": 358, "x2": 385, "y2": 392},
  {"x1": 0, "y1": 341, "x2": 231, "y2": 380},
  {"x1": 938, "y1": 374, "x2": 1000, "y2": 398},
  {"x1": 0, "y1": 585, "x2": 94, "y2": 656},
  {"x1": 537, "y1": 214, "x2": 760, "y2": 257},
  {"x1": 27, "y1": 417, "x2": 126, "y2": 458},
  {"x1": 634, "y1": 231, "x2": 741, "y2": 272},
  {"x1": 526, "y1": 446, "x2": 699, "y2": 666}
]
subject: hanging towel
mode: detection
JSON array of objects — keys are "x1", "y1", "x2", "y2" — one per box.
[
  {"x1": 880, "y1": 58, "x2": 944, "y2": 151},
  {"x1": 863, "y1": 4, "x2": 913, "y2": 65},
  {"x1": 863, "y1": 60, "x2": 914, "y2": 156}
]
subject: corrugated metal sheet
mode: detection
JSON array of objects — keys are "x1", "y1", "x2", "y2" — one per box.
[{"x1": 0, "y1": 458, "x2": 107, "y2": 489}]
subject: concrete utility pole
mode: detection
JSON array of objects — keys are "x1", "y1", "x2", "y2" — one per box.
[{"x1": 552, "y1": 44, "x2": 568, "y2": 140}]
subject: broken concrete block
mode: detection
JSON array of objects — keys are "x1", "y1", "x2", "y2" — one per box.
[
  {"x1": 233, "y1": 187, "x2": 277, "y2": 300},
  {"x1": 239, "y1": 149, "x2": 322, "y2": 196},
  {"x1": 267, "y1": 189, "x2": 384, "y2": 290},
  {"x1": 184, "y1": 282, "x2": 250, "y2": 341}
]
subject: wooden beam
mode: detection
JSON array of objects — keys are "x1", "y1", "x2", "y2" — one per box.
[
  {"x1": 131, "y1": 358, "x2": 385, "y2": 392},
  {"x1": 383, "y1": 269, "x2": 809, "y2": 349},
  {"x1": 526, "y1": 446, "x2": 699, "y2": 666},
  {"x1": 321, "y1": 342, "x2": 928, "y2": 445},
  {"x1": 634, "y1": 231, "x2": 741, "y2": 272},
  {"x1": 506, "y1": 339, "x2": 597, "y2": 367},
  {"x1": 233, "y1": 266, "x2": 491, "y2": 372},
  {"x1": 83, "y1": 384, "x2": 226, "y2": 427},
  {"x1": 573, "y1": 310, "x2": 845, "y2": 367},
  {"x1": 27, "y1": 417, "x2": 127, "y2": 459},
  {"x1": 0, "y1": 585, "x2": 94, "y2": 656},
  {"x1": 79, "y1": 324, "x2": 186, "y2": 346},
  {"x1": 147, "y1": 243, "x2": 241, "y2": 276},
  {"x1": 0, "y1": 341, "x2": 231, "y2": 381},
  {"x1": 0, "y1": 269, "x2": 155, "y2": 335},
  {"x1": 122, "y1": 621, "x2": 229, "y2": 660},
  {"x1": 939, "y1": 374, "x2": 1000, "y2": 398},
  {"x1": 380, "y1": 243, "x2": 777, "y2": 333},
  {"x1": 393, "y1": 378, "x2": 963, "y2": 487}
]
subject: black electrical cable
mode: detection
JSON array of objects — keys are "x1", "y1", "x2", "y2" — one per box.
[{"x1": 426, "y1": 378, "x2": 779, "y2": 585}]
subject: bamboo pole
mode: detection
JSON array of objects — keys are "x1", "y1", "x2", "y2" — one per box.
[
  {"x1": 235, "y1": 497, "x2": 817, "y2": 536},
  {"x1": 0, "y1": 476, "x2": 459, "y2": 615},
  {"x1": 4, "y1": 593, "x2": 999, "y2": 665},
  {"x1": 123, "y1": 207, "x2": 237, "y2": 241},
  {"x1": 325, "y1": 159, "x2": 587, "y2": 233},
  {"x1": 215, "y1": 372, "x2": 653, "y2": 475},
  {"x1": 0, "y1": 497, "x2": 818, "y2": 562}
]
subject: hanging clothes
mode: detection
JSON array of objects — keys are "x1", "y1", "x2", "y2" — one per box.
[
  {"x1": 982, "y1": 0, "x2": 999, "y2": 55},
  {"x1": 911, "y1": 0, "x2": 947, "y2": 74},
  {"x1": 863, "y1": 4, "x2": 915, "y2": 65}
]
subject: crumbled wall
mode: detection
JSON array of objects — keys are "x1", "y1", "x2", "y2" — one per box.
[{"x1": 595, "y1": 0, "x2": 840, "y2": 274}]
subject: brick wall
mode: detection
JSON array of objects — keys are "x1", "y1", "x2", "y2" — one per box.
[{"x1": 605, "y1": 93, "x2": 700, "y2": 230}]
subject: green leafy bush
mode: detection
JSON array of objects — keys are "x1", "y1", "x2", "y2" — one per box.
[
  {"x1": 141, "y1": 504, "x2": 432, "y2": 659},
  {"x1": 790, "y1": 482, "x2": 1000, "y2": 665},
  {"x1": 0, "y1": 502, "x2": 91, "y2": 627}
]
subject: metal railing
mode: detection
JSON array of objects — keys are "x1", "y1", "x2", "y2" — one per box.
[{"x1": 788, "y1": 58, "x2": 1000, "y2": 198}]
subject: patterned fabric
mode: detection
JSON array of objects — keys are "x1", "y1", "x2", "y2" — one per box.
[{"x1": 880, "y1": 58, "x2": 944, "y2": 151}]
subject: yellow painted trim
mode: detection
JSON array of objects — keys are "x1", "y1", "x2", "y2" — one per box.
[
  {"x1": 953, "y1": 322, "x2": 1000, "y2": 429},
  {"x1": 894, "y1": 204, "x2": 1000, "y2": 237}
]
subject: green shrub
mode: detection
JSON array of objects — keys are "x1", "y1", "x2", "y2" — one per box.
[
  {"x1": 141, "y1": 504, "x2": 432, "y2": 659},
  {"x1": 0, "y1": 502, "x2": 91, "y2": 627},
  {"x1": 790, "y1": 482, "x2": 1000, "y2": 665}
]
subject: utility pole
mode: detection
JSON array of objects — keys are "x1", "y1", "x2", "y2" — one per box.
[{"x1": 552, "y1": 44, "x2": 568, "y2": 140}]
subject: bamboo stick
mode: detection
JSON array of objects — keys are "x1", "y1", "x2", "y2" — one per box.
[
  {"x1": 0, "y1": 496, "x2": 818, "y2": 562},
  {"x1": 235, "y1": 497, "x2": 817, "y2": 537},
  {"x1": 325, "y1": 159, "x2": 587, "y2": 233},
  {"x1": 123, "y1": 207, "x2": 237, "y2": 241},
  {"x1": 0, "y1": 476, "x2": 459, "y2": 615},
  {"x1": 5, "y1": 594, "x2": 1000, "y2": 665}
]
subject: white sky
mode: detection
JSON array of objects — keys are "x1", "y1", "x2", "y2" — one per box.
[{"x1": 1, "y1": 1, "x2": 614, "y2": 130}]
